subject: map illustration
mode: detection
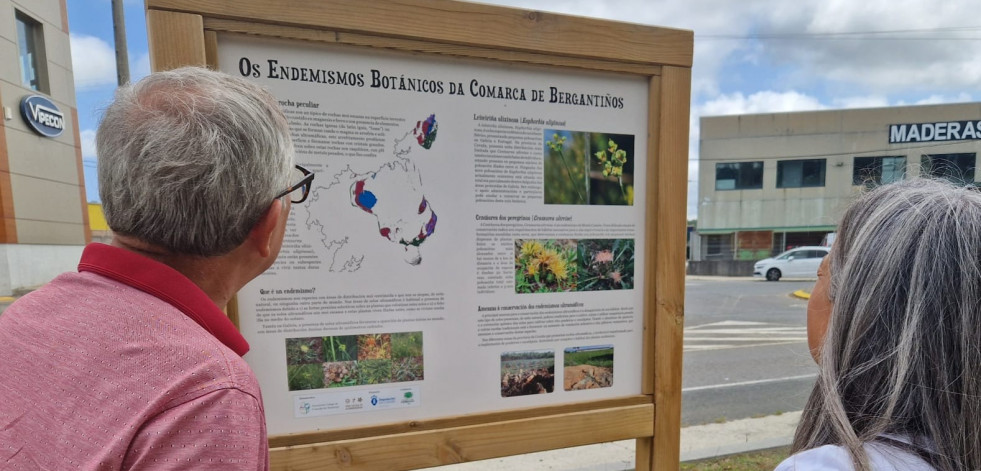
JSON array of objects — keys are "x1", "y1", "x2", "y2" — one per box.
[{"x1": 299, "y1": 114, "x2": 439, "y2": 270}]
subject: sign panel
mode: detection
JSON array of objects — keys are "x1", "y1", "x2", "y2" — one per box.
[
  {"x1": 20, "y1": 95, "x2": 64, "y2": 138},
  {"x1": 889, "y1": 120, "x2": 981, "y2": 143},
  {"x1": 223, "y1": 35, "x2": 650, "y2": 435}
]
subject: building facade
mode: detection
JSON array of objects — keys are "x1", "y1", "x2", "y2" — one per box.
[
  {"x1": 0, "y1": 0, "x2": 88, "y2": 294},
  {"x1": 692, "y1": 102, "x2": 981, "y2": 272}
]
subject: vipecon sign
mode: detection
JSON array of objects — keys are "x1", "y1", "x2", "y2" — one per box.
[{"x1": 20, "y1": 95, "x2": 65, "y2": 138}]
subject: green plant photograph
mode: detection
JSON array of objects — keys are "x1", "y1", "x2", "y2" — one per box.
[
  {"x1": 286, "y1": 337, "x2": 324, "y2": 365},
  {"x1": 287, "y1": 363, "x2": 325, "y2": 391},
  {"x1": 392, "y1": 331, "x2": 423, "y2": 358},
  {"x1": 564, "y1": 345, "x2": 614, "y2": 369},
  {"x1": 284, "y1": 332, "x2": 426, "y2": 391},
  {"x1": 515, "y1": 239, "x2": 578, "y2": 293},
  {"x1": 359, "y1": 358, "x2": 393, "y2": 385},
  {"x1": 392, "y1": 331, "x2": 425, "y2": 382},
  {"x1": 323, "y1": 335, "x2": 358, "y2": 362},
  {"x1": 544, "y1": 130, "x2": 588, "y2": 205},
  {"x1": 393, "y1": 357, "x2": 424, "y2": 382},
  {"x1": 588, "y1": 133, "x2": 635, "y2": 205},
  {"x1": 577, "y1": 239, "x2": 635, "y2": 290},
  {"x1": 543, "y1": 130, "x2": 636, "y2": 206}
]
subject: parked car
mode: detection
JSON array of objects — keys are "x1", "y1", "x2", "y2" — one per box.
[{"x1": 753, "y1": 246, "x2": 830, "y2": 281}]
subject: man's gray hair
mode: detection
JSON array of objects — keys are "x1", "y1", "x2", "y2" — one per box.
[
  {"x1": 792, "y1": 178, "x2": 981, "y2": 471},
  {"x1": 97, "y1": 66, "x2": 294, "y2": 256}
]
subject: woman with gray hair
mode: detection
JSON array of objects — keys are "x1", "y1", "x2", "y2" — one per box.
[{"x1": 776, "y1": 178, "x2": 981, "y2": 471}]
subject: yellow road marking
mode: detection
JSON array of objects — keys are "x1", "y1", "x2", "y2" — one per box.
[{"x1": 792, "y1": 290, "x2": 811, "y2": 300}]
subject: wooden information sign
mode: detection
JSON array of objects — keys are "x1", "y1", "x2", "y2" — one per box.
[{"x1": 145, "y1": 1, "x2": 691, "y2": 469}]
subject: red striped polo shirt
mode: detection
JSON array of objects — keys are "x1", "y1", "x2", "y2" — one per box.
[{"x1": 0, "y1": 243, "x2": 269, "y2": 469}]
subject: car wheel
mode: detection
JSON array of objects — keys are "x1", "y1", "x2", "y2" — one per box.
[{"x1": 766, "y1": 268, "x2": 781, "y2": 281}]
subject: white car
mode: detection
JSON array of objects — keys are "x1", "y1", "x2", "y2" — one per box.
[{"x1": 753, "y1": 246, "x2": 830, "y2": 281}]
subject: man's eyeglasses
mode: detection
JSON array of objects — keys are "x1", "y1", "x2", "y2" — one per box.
[{"x1": 275, "y1": 164, "x2": 315, "y2": 203}]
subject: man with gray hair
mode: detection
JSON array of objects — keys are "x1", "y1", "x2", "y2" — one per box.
[{"x1": 0, "y1": 67, "x2": 311, "y2": 468}]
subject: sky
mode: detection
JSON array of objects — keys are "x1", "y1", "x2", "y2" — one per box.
[{"x1": 66, "y1": 0, "x2": 981, "y2": 217}]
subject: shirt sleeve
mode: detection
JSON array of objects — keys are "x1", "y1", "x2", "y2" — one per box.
[{"x1": 123, "y1": 388, "x2": 269, "y2": 470}]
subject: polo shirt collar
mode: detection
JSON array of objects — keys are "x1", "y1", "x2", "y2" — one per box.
[{"x1": 77, "y1": 243, "x2": 250, "y2": 356}]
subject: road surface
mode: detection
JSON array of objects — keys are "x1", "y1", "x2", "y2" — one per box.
[{"x1": 681, "y1": 277, "x2": 818, "y2": 426}]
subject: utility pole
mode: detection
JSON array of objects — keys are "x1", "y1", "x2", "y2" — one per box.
[{"x1": 111, "y1": 0, "x2": 129, "y2": 86}]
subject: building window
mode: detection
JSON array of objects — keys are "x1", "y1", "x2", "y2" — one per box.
[
  {"x1": 16, "y1": 11, "x2": 47, "y2": 92},
  {"x1": 715, "y1": 161, "x2": 763, "y2": 190},
  {"x1": 777, "y1": 159, "x2": 826, "y2": 188},
  {"x1": 704, "y1": 233, "x2": 734, "y2": 259},
  {"x1": 853, "y1": 156, "x2": 906, "y2": 186},
  {"x1": 921, "y1": 153, "x2": 976, "y2": 185},
  {"x1": 773, "y1": 231, "x2": 829, "y2": 254}
]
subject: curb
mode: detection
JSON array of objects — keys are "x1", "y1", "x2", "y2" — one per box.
[
  {"x1": 680, "y1": 411, "x2": 801, "y2": 462},
  {"x1": 685, "y1": 276, "x2": 756, "y2": 281},
  {"x1": 791, "y1": 290, "x2": 811, "y2": 300}
]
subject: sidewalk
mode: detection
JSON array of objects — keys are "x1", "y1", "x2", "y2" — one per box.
[
  {"x1": 685, "y1": 275, "x2": 817, "y2": 282},
  {"x1": 438, "y1": 411, "x2": 801, "y2": 470},
  {"x1": 685, "y1": 275, "x2": 756, "y2": 281}
]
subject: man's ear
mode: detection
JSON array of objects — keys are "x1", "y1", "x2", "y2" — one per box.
[{"x1": 248, "y1": 200, "x2": 284, "y2": 258}]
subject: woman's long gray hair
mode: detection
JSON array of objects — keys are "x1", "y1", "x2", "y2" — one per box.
[{"x1": 792, "y1": 178, "x2": 981, "y2": 470}]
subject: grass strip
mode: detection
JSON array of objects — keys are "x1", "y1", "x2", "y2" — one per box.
[{"x1": 679, "y1": 446, "x2": 790, "y2": 471}]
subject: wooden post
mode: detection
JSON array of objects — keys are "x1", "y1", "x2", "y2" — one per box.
[
  {"x1": 650, "y1": 65, "x2": 692, "y2": 470},
  {"x1": 146, "y1": 10, "x2": 206, "y2": 70}
]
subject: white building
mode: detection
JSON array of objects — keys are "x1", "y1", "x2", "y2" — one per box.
[
  {"x1": 0, "y1": 0, "x2": 88, "y2": 294},
  {"x1": 691, "y1": 102, "x2": 981, "y2": 275}
]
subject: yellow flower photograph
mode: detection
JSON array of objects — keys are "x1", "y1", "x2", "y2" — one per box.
[{"x1": 514, "y1": 239, "x2": 578, "y2": 293}]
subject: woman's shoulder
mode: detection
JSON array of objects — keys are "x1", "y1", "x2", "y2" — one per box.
[
  {"x1": 775, "y1": 445, "x2": 854, "y2": 470},
  {"x1": 774, "y1": 442, "x2": 934, "y2": 471}
]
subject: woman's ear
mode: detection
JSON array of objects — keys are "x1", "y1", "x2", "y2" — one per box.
[{"x1": 807, "y1": 256, "x2": 833, "y2": 364}]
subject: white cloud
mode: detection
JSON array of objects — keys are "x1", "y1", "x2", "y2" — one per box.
[
  {"x1": 830, "y1": 95, "x2": 890, "y2": 109},
  {"x1": 479, "y1": 1, "x2": 772, "y2": 103},
  {"x1": 750, "y1": 0, "x2": 981, "y2": 93},
  {"x1": 488, "y1": 0, "x2": 981, "y2": 97},
  {"x1": 70, "y1": 34, "x2": 117, "y2": 90},
  {"x1": 913, "y1": 92, "x2": 975, "y2": 106},
  {"x1": 79, "y1": 129, "x2": 97, "y2": 160},
  {"x1": 698, "y1": 90, "x2": 826, "y2": 117}
]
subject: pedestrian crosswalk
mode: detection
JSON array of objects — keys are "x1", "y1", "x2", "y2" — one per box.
[{"x1": 684, "y1": 320, "x2": 808, "y2": 352}]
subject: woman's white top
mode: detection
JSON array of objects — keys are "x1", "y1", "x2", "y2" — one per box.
[{"x1": 775, "y1": 442, "x2": 934, "y2": 471}]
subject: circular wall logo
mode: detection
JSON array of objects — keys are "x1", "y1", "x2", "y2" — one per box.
[{"x1": 20, "y1": 95, "x2": 65, "y2": 138}]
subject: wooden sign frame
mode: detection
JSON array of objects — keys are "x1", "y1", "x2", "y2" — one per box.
[{"x1": 145, "y1": 1, "x2": 691, "y2": 470}]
